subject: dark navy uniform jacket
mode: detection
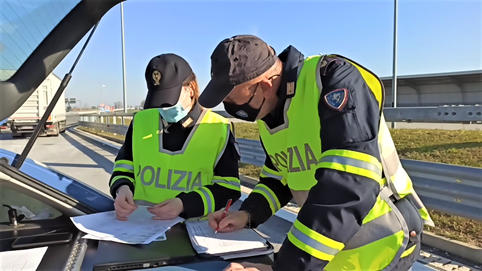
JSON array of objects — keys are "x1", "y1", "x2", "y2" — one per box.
[{"x1": 240, "y1": 46, "x2": 383, "y2": 271}]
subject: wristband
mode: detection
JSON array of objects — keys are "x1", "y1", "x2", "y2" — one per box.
[{"x1": 241, "y1": 210, "x2": 251, "y2": 229}]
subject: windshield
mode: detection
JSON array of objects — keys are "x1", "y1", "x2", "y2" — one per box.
[{"x1": 0, "y1": 0, "x2": 81, "y2": 81}]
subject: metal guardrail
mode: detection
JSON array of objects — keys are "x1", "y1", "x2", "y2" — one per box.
[
  {"x1": 80, "y1": 105, "x2": 482, "y2": 123},
  {"x1": 79, "y1": 121, "x2": 128, "y2": 135},
  {"x1": 236, "y1": 138, "x2": 482, "y2": 222},
  {"x1": 383, "y1": 105, "x2": 482, "y2": 123},
  {"x1": 77, "y1": 121, "x2": 482, "y2": 222}
]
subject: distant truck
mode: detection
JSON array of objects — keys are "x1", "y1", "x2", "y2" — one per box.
[{"x1": 7, "y1": 73, "x2": 67, "y2": 138}]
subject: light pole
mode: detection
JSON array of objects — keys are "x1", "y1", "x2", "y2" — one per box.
[
  {"x1": 391, "y1": 0, "x2": 398, "y2": 129},
  {"x1": 121, "y1": 2, "x2": 128, "y2": 113},
  {"x1": 100, "y1": 84, "x2": 106, "y2": 107}
]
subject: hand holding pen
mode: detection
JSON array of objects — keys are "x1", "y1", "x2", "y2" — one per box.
[
  {"x1": 208, "y1": 199, "x2": 249, "y2": 233},
  {"x1": 215, "y1": 199, "x2": 233, "y2": 234}
]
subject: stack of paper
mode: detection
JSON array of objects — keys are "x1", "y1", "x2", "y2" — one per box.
[
  {"x1": 185, "y1": 220, "x2": 273, "y2": 259},
  {"x1": 70, "y1": 206, "x2": 184, "y2": 244},
  {"x1": 0, "y1": 246, "x2": 48, "y2": 271}
]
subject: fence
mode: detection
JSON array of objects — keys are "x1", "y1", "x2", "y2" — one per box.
[
  {"x1": 77, "y1": 119, "x2": 482, "y2": 222},
  {"x1": 79, "y1": 105, "x2": 482, "y2": 124}
]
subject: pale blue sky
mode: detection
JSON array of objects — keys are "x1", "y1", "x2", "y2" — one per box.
[{"x1": 54, "y1": 0, "x2": 482, "y2": 110}]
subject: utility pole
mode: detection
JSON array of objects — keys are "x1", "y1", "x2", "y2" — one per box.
[
  {"x1": 121, "y1": 2, "x2": 128, "y2": 114},
  {"x1": 100, "y1": 84, "x2": 105, "y2": 107},
  {"x1": 391, "y1": 0, "x2": 398, "y2": 129}
]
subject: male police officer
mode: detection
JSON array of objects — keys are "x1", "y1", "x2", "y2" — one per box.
[{"x1": 198, "y1": 35, "x2": 434, "y2": 271}]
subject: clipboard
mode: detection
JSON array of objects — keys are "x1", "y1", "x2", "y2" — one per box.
[{"x1": 184, "y1": 220, "x2": 274, "y2": 260}]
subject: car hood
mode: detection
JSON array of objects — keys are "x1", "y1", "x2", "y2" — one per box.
[
  {"x1": 0, "y1": 0, "x2": 124, "y2": 120},
  {"x1": 0, "y1": 147, "x2": 114, "y2": 212}
]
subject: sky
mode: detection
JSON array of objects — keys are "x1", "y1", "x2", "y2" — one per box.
[{"x1": 52, "y1": 0, "x2": 482, "y2": 110}]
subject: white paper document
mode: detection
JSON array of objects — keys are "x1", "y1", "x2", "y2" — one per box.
[
  {"x1": 83, "y1": 232, "x2": 167, "y2": 242},
  {"x1": 185, "y1": 220, "x2": 268, "y2": 255},
  {"x1": 71, "y1": 206, "x2": 183, "y2": 244},
  {"x1": 0, "y1": 246, "x2": 48, "y2": 271}
]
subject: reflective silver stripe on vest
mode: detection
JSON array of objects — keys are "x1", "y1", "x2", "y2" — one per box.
[
  {"x1": 289, "y1": 224, "x2": 340, "y2": 257},
  {"x1": 377, "y1": 122, "x2": 403, "y2": 200},
  {"x1": 319, "y1": 155, "x2": 382, "y2": 176},
  {"x1": 253, "y1": 185, "x2": 280, "y2": 211},
  {"x1": 114, "y1": 163, "x2": 134, "y2": 171},
  {"x1": 343, "y1": 204, "x2": 402, "y2": 250},
  {"x1": 261, "y1": 169, "x2": 283, "y2": 180},
  {"x1": 197, "y1": 188, "x2": 214, "y2": 213},
  {"x1": 212, "y1": 179, "x2": 240, "y2": 189}
]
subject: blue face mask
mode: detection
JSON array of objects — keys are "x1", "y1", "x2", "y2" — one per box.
[{"x1": 158, "y1": 92, "x2": 189, "y2": 123}]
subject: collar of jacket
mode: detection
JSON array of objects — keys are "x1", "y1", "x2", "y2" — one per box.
[
  {"x1": 161, "y1": 102, "x2": 202, "y2": 130},
  {"x1": 181, "y1": 101, "x2": 202, "y2": 129},
  {"x1": 261, "y1": 45, "x2": 305, "y2": 125}
]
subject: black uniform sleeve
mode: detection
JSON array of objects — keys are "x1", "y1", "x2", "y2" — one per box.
[
  {"x1": 109, "y1": 122, "x2": 136, "y2": 198},
  {"x1": 239, "y1": 137, "x2": 293, "y2": 228},
  {"x1": 272, "y1": 56, "x2": 383, "y2": 271},
  {"x1": 176, "y1": 129, "x2": 242, "y2": 219}
]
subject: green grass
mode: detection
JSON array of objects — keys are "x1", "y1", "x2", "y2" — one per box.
[
  {"x1": 78, "y1": 127, "x2": 126, "y2": 142},
  {"x1": 78, "y1": 123, "x2": 482, "y2": 247}
]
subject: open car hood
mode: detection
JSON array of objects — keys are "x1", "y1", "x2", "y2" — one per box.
[
  {"x1": 0, "y1": 148, "x2": 114, "y2": 213},
  {"x1": 0, "y1": 0, "x2": 124, "y2": 120}
]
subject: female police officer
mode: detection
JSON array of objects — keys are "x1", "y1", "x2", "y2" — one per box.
[{"x1": 108, "y1": 53, "x2": 241, "y2": 221}]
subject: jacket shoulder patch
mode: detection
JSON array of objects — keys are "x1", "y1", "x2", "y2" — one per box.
[{"x1": 324, "y1": 88, "x2": 348, "y2": 111}]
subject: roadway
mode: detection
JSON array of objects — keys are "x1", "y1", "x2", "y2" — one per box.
[{"x1": 0, "y1": 129, "x2": 479, "y2": 271}]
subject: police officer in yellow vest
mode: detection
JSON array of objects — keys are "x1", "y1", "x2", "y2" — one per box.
[
  {"x1": 199, "y1": 35, "x2": 434, "y2": 271},
  {"x1": 109, "y1": 53, "x2": 241, "y2": 221}
]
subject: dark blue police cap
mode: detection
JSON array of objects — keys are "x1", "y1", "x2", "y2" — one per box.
[
  {"x1": 199, "y1": 35, "x2": 277, "y2": 108},
  {"x1": 144, "y1": 53, "x2": 193, "y2": 109}
]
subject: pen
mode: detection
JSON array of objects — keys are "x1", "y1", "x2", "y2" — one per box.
[{"x1": 215, "y1": 198, "x2": 232, "y2": 234}]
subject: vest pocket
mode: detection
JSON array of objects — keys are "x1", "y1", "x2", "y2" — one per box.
[
  {"x1": 393, "y1": 196, "x2": 424, "y2": 248},
  {"x1": 380, "y1": 190, "x2": 411, "y2": 271},
  {"x1": 328, "y1": 188, "x2": 410, "y2": 271}
]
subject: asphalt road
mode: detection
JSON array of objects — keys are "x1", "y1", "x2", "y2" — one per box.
[
  {"x1": 0, "y1": 129, "x2": 479, "y2": 271},
  {"x1": 0, "y1": 130, "x2": 113, "y2": 194}
]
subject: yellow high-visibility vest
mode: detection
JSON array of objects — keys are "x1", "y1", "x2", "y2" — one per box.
[
  {"x1": 126, "y1": 108, "x2": 237, "y2": 215},
  {"x1": 256, "y1": 54, "x2": 434, "y2": 270}
]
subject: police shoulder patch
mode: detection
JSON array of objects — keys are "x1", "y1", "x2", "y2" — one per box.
[{"x1": 324, "y1": 88, "x2": 348, "y2": 111}]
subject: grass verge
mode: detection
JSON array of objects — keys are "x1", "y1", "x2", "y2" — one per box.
[{"x1": 77, "y1": 123, "x2": 482, "y2": 247}]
